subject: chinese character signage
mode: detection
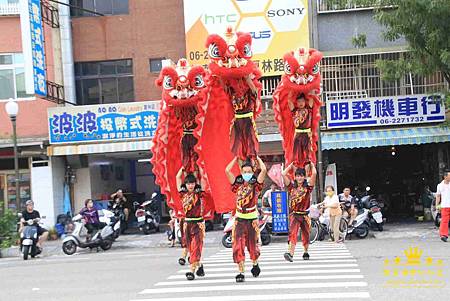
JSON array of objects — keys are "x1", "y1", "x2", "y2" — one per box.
[
  {"x1": 48, "y1": 102, "x2": 159, "y2": 144},
  {"x1": 271, "y1": 191, "x2": 288, "y2": 233},
  {"x1": 183, "y1": 0, "x2": 309, "y2": 76},
  {"x1": 29, "y1": 0, "x2": 46, "y2": 96},
  {"x1": 326, "y1": 94, "x2": 445, "y2": 129}
]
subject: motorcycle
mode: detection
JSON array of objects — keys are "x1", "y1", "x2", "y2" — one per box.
[
  {"x1": 109, "y1": 202, "x2": 127, "y2": 236},
  {"x1": 222, "y1": 212, "x2": 271, "y2": 248},
  {"x1": 61, "y1": 209, "x2": 120, "y2": 255},
  {"x1": 346, "y1": 204, "x2": 370, "y2": 239},
  {"x1": 133, "y1": 192, "x2": 161, "y2": 235},
  {"x1": 19, "y1": 216, "x2": 44, "y2": 260}
]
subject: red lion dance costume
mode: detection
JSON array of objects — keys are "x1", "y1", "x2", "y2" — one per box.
[
  {"x1": 203, "y1": 27, "x2": 263, "y2": 282},
  {"x1": 151, "y1": 59, "x2": 214, "y2": 273},
  {"x1": 273, "y1": 48, "x2": 323, "y2": 262},
  {"x1": 273, "y1": 47, "x2": 323, "y2": 169},
  {"x1": 202, "y1": 26, "x2": 262, "y2": 213}
]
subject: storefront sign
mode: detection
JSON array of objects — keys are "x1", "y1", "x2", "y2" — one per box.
[
  {"x1": 271, "y1": 191, "x2": 288, "y2": 233},
  {"x1": 29, "y1": 0, "x2": 47, "y2": 96},
  {"x1": 48, "y1": 102, "x2": 159, "y2": 144},
  {"x1": 183, "y1": 0, "x2": 310, "y2": 76},
  {"x1": 327, "y1": 94, "x2": 445, "y2": 129}
]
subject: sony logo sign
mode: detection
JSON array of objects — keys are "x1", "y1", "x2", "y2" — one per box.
[{"x1": 267, "y1": 7, "x2": 305, "y2": 17}]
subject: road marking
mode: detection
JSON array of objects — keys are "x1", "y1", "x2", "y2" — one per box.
[
  {"x1": 167, "y1": 268, "x2": 362, "y2": 279},
  {"x1": 200, "y1": 258, "x2": 357, "y2": 267},
  {"x1": 31, "y1": 288, "x2": 40, "y2": 291},
  {"x1": 155, "y1": 274, "x2": 364, "y2": 286},
  {"x1": 177, "y1": 263, "x2": 358, "y2": 273},
  {"x1": 131, "y1": 292, "x2": 371, "y2": 301},
  {"x1": 201, "y1": 254, "x2": 353, "y2": 263},
  {"x1": 139, "y1": 281, "x2": 368, "y2": 294}
]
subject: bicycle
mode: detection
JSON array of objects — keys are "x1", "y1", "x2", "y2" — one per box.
[{"x1": 309, "y1": 204, "x2": 348, "y2": 244}]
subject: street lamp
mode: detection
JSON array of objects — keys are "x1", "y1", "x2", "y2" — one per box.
[{"x1": 5, "y1": 99, "x2": 20, "y2": 212}]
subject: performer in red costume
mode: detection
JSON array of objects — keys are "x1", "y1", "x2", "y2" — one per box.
[
  {"x1": 151, "y1": 59, "x2": 214, "y2": 264},
  {"x1": 201, "y1": 26, "x2": 263, "y2": 214},
  {"x1": 282, "y1": 162, "x2": 317, "y2": 262},
  {"x1": 176, "y1": 167, "x2": 206, "y2": 281},
  {"x1": 272, "y1": 47, "x2": 323, "y2": 169},
  {"x1": 225, "y1": 156, "x2": 267, "y2": 283}
]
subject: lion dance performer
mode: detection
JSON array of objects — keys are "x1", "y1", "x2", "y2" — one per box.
[
  {"x1": 225, "y1": 156, "x2": 266, "y2": 282},
  {"x1": 176, "y1": 167, "x2": 207, "y2": 280},
  {"x1": 272, "y1": 47, "x2": 323, "y2": 262},
  {"x1": 200, "y1": 26, "x2": 263, "y2": 211},
  {"x1": 282, "y1": 162, "x2": 316, "y2": 261},
  {"x1": 151, "y1": 58, "x2": 214, "y2": 269}
]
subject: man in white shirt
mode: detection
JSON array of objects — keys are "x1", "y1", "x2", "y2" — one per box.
[
  {"x1": 262, "y1": 183, "x2": 278, "y2": 209},
  {"x1": 436, "y1": 170, "x2": 450, "y2": 242}
]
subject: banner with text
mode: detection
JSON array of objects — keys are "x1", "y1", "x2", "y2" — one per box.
[
  {"x1": 183, "y1": 0, "x2": 310, "y2": 76},
  {"x1": 326, "y1": 94, "x2": 445, "y2": 129},
  {"x1": 48, "y1": 102, "x2": 159, "y2": 144},
  {"x1": 271, "y1": 191, "x2": 289, "y2": 233}
]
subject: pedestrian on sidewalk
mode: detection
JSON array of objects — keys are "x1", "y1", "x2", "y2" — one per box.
[
  {"x1": 282, "y1": 162, "x2": 317, "y2": 262},
  {"x1": 225, "y1": 156, "x2": 267, "y2": 283},
  {"x1": 323, "y1": 185, "x2": 343, "y2": 243},
  {"x1": 176, "y1": 167, "x2": 206, "y2": 281},
  {"x1": 436, "y1": 170, "x2": 450, "y2": 242}
]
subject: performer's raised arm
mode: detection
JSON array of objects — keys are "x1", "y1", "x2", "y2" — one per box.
[
  {"x1": 176, "y1": 167, "x2": 184, "y2": 191},
  {"x1": 256, "y1": 156, "x2": 267, "y2": 184},
  {"x1": 282, "y1": 162, "x2": 294, "y2": 187},
  {"x1": 225, "y1": 157, "x2": 238, "y2": 184},
  {"x1": 307, "y1": 163, "x2": 317, "y2": 187}
]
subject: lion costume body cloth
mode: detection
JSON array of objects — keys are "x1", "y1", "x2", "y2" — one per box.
[
  {"x1": 200, "y1": 27, "x2": 262, "y2": 213},
  {"x1": 151, "y1": 59, "x2": 214, "y2": 219},
  {"x1": 273, "y1": 48, "x2": 323, "y2": 168}
]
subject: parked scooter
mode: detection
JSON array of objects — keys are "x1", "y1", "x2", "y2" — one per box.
[
  {"x1": 109, "y1": 202, "x2": 127, "y2": 235},
  {"x1": 222, "y1": 212, "x2": 271, "y2": 248},
  {"x1": 134, "y1": 192, "x2": 161, "y2": 235},
  {"x1": 61, "y1": 209, "x2": 120, "y2": 255},
  {"x1": 19, "y1": 214, "x2": 45, "y2": 260}
]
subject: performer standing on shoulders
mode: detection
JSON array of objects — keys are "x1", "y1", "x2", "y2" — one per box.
[
  {"x1": 176, "y1": 167, "x2": 206, "y2": 281},
  {"x1": 282, "y1": 162, "x2": 317, "y2": 262},
  {"x1": 225, "y1": 156, "x2": 267, "y2": 283}
]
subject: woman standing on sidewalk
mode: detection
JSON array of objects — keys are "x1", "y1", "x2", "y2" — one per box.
[{"x1": 323, "y1": 186, "x2": 343, "y2": 243}]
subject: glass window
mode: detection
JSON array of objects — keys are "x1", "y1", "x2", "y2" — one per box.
[
  {"x1": 113, "y1": 0, "x2": 128, "y2": 14},
  {"x1": 75, "y1": 59, "x2": 134, "y2": 104},
  {"x1": 149, "y1": 58, "x2": 165, "y2": 73},
  {"x1": 0, "y1": 69, "x2": 15, "y2": 99},
  {"x1": 70, "y1": 0, "x2": 128, "y2": 16},
  {"x1": 118, "y1": 77, "x2": 134, "y2": 102},
  {"x1": 0, "y1": 54, "x2": 13, "y2": 65},
  {"x1": 95, "y1": 0, "x2": 112, "y2": 15},
  {"x1": 100, "y1": 78, "x2": 118, "y2": 103},
  {"x1": 15, "y1": 67, "x2": 28, "y2": 98}
]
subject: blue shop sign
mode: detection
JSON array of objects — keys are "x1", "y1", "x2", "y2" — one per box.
[
  {"x1": 271, "y1": 191, "x2": 289, "y2": 233},
  {"x1": 48, "y1": 102, "x2": 159, "y2": 144},
  {"x1": 326, "y1": 94, "x2": 445, "y2": 129},
  {"x1": 29, "y1": 0, "x2": 47, "y2": 96}
]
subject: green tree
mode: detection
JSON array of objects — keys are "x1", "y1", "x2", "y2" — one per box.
[{"x1": 329, "y1": 0, "x2": 450, "y2": 85}]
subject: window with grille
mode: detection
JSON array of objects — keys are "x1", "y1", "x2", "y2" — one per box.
[
  {"x1": 75, "y1": 59, "x2": 134, "y2": 105},
  {"x1": 70, "y1": 0, "x2": 129, "y2": 17},
  {"x1": 321, "y1": 52, "x2": 448, "y2": 101},
  {"x1": 317, "y1": 0, "x2": 375, "y2": 13}
]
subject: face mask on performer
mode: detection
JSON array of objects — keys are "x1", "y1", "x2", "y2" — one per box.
[{"x1": 241, "y1": 163, "x2": 253, "y2": 182}]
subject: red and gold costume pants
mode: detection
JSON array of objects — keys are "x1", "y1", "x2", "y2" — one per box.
[
  {"x1": 292, "y1": 131, "x2": 312, "y2": 168},
  {"x1": 230, "y1": 113, "x2": 259, "y2": 160},
  {"x1": 288, "y1": 213, "x2": 311, "y2": 254},
  {"x1": 232, "y1": 218, "x2": 260, "y2": 264},
  {"x1": 184, "y1": 221, "x2": 205, "y2": 266}
]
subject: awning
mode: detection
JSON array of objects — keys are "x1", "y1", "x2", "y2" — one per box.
[
  {"x1": 47, "y1": 140, "x2": 153, "y2": 156},
  {"x1": 322, "y1": 126, "x2": 450, "y2": 150}
]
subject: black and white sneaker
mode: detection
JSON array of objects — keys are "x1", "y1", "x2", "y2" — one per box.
[
  {"x1": 441, "y1": 236, "x2": 448, "y2": 242},
  {"x1": 178, "y1": 258, "x2": 186, "y2": 266},
  {"x1": 235, "y1": 273, "x2": 245, "y2": 283},
  {"x1": 196, "y1": 265, "x2": 205, "y2": 277},
  {"x1": 302, "y1": 252, "x2": 310, "y2": 260},
  {"x1": 251, "y1": 264, "x2": 261, "y2": 277},
  {"x1": 185, "y1": 272, "x2": 195, "y2": 281},
  {"x1": 284, "y1": 252, "x2": 293, "y2": 262}
]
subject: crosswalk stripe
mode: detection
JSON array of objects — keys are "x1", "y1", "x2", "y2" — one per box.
[
  {"x1": 155, "y1": 274, "x2": 364, "y2": 286},
  {"x1": 139, "y1": 281, "x2": 368, "y2": 294},
  {"x1": 177, "y1": 263, "x2": 358, "y2": 273},
  {"x1": 201, "y1": 258, "x2": 357, "y2": 267},
  {"x1": 131, "y1": 292, "x2": 371, "y2": 301},
  {"x1": 167, "y1": 268, "x2": 362, "y2": 279},
  {"x1": 209, "y1": 251, "x2": 351, "y2": 258},
  {"x1": 201, "y1": 254, "x2": 353, "y2": 263},
  {"x1": 217, "y1": 245, "x2": 348, "y2": 251},
  {"x1": 216, "y1": 246, "x2": 348, "y2": 252}
]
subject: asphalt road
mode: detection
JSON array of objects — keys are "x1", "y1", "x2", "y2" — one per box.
[{"x1": 0, "y1": 224, "x2": 448, "y2": 301}]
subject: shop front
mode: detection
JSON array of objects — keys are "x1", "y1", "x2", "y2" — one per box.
[{"x1": 322, "y1": 94, "x2": 450, "y2": 220}]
